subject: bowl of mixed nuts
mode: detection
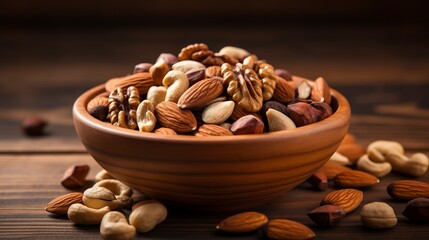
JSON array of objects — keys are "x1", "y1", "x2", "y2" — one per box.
[{"x1": 73, "y1": 44, "x2": 351, "y2": 211}]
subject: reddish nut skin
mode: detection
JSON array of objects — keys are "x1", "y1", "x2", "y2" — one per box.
[
  {"x1": 307, "y1": 205, "x2": 346, "y2": 227},
  {"x1": 306, "y1": 170, "x2": 328, "y2": 191},
  {"x1": 134, "y1": 63, "x2": 153, "y2": 73},
  {"x1": 230, "y1": 115, "x2": 264, "y2": 135},
  {"x1": 402, "y1": 198, "x2": 429, "y2": 222},
  {"x1": 156, "y1": 53, "x2": 178, "y2": 68},
  {"x1": 61, "y1": 165, "x2": 90, "y2": 188},
  {"x1": 21, "y1": 116, "x2": 47, "y2": 136},
  {"x1": 274, "y1": 69, "x2": 292, "y2": 81},
  {"x1": 287, "y1": 102, "x2": 319, "y2": 127}
]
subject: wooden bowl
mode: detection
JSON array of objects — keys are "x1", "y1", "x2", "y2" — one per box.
[{"x1": 73, "y1": 82, "x2": 350, "y2": 211}]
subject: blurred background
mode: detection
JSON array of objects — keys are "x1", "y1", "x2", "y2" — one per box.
[{"x1": 1, "y1": 0, "x2": 428, "y2": 151}]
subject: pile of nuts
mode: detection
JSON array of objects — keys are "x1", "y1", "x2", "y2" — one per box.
[
  {"x1": 87, "y1": 44, "x2": 335, "y2": 136},
  {"x1": 45, "y1": 165, "x2": 167, "y2": 240}
]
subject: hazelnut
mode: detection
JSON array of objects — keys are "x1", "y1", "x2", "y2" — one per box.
[
  {"x1": 230, "y1": 115, "x2": 264, "y2": 135},
  {"x1": 21, "y1": 116, "x2": 47, "y2": 136},
  {"x1": 133, "y1": 63, "x2": 153, "y2": 73},
  {"x1": 287, "y1": 101, "x2": 319, "y2": 127},
  {"x1": 156, "y1": 53, "x2": 178, "y2": 68}
]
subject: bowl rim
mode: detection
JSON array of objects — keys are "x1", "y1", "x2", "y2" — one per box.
[{"x1": 73, "y1": 77, "x2": 350, "y2": 144}]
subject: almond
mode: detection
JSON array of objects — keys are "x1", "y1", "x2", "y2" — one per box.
[
  {"x1": 387, "y1": 180, "x2": 429, "y2": 201},
  {"x1": 216, "y1": 211, "x2": 268, "y2": 233},
  {"x1": 105, "y1": 72, "x2": 156, "y2": 94},
  {"x1": 310, "y1": 77, "x2": 331, "y2": 104},
  {"x1": 154, "y1": 127, "x2": 177, "y2": 135},
  {"x1": 342, "y1": 133, "x2": 357, "y2": 145},
  {"x1": 177, "y1": 77, "x2": 223, "y2": 109},
  {"x1": 337, "y1": 143, "x2": 366, "y2": 164},
  {"x1": 321, "y1": 189, "x2": 363, "y2": 214},
  {"x1": 334, "y1": 170, "x2": 379, "y2": 188},
  {"x1": 195, "y1": 124, "x2": 233, "y2": 137},
  {"x1": 45, "y1": 192, "x2": 83, "y2": 214},
  {"x1": 154, "y1": 101, "x2": 197, "y2": 133},
  {"x1": 319, "y1": 162, "x2": 351, "y2": 180},
  {"x1": 265, "y1": 219, "x2": 315, "y2": 240},
  {"x1": 272, "y1": 76, "x2": 295, "y2": 103}
]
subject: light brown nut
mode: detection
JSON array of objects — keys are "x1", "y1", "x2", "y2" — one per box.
[
  {"x1": 162, "y1": 70, "x2": 189, "y2": 103},
  {"x1": 172, "y1": 60, "x2": 206, "y2": 73},
  {"x1": 356, "y1": 154, "x2": 392, "y2": 177},
  {"x1": 306, "y1": 170, "x2": 328, "y2": 191},
  {"x1": 360, "y1": 202, "x2": 397, "y2": 229},
  {"x1": 385, "y1": 152, "x2": 429, "y2": 177},
  {"x1": 154, "y1": 101, "x2": 197, "y2": 133},
  {"x1": 230, "y1": 104, "x2": 263, "y2": 121},
  {"x1": 253, "y1": 60, "x2": 277, "y2": 101},
  {"x1": 177, "y1": 77, "x2": 223, "y2": 109},
  {"x1": 108, "y1": 86, "x2": 140, "y2": 130},
  {"x1": 220, "y1": 122, "x2": 232, "y2": 130},
  {"x1": 195, "y1": 124, "x2": 233, "y2": 137},
  {"x1": 272, "y1": 76, "x2": 295, "y2": 103},
  {"x1": 129, "y1": 202, "x2": 167, "y2": 233},
  {"x1": 216, "y1": 211, "x2": 268, "y2": 233},
  {"x1": 266, "y1": 108, "x2": 296, "y2": 132},
  {"x1": 205, "y1": 65, "x2": 222, "y2": 78},
  {"x1": 156, "y1": 53, "x2": 178, "y2": 68},
  {"x1": 329, "y1": 152, "x2": 351, "y2": 166},
  {"x1": 45, "y1": 192, "x2": 83, "y2": 215},
  {"x1": 310, "y1": 77, "x2": 331, "y2": 104},
  {"x1": 185, "y1": 68, "x2": 206, "y2": 86},
  {"x1": 337, "y1": 143, "x2": 366, "y2": 164},
  {"x1": 134, "y1": 63, "x2": 153, "y2": 73},
  {"x1": 61, "y1": 164, "x2": 90, "y2": 189},
  {"x1": 218, "y1": 46, "x2": 250, "y2": 61},
  {"x1": 68, "y1": 203, "x2": 110, "y2": 225},
  {"x1": 387, "y1": 180, "x2": 429, "y2": 201},
  {"x1": 178, "y1": 43, "x2": 209, "y2": 60},
  {"x1": 131, "y1": 200, "x2": 160, "y2": 211},
  {"x1": 95, "y1": 169, "x2": 115, "y2": 182},
  {"x1": 149, "y1": 60, "x2": 170, "y2": 85},
  {"x1": 100, "y1": 211, "x2": 136, "y2": 240},
  {"x1": 367, "y1": 140, "x2": 404, "y2": 162},
  {"x1": 334, "y1": 170, "x2": 379, "y2": 188},
  {"x1": 93, "y1": 179, "x2": 133, "y2": 209},
  {"x1": 222, "y1": 63, "x2": 263, "y2": 112},
  {"x1": 230, "y1": 115, "x2": 265, "y2": 135},
  {"x1": 83, "y1": 186, "x2": 120, "y2": 210},
  {"x1": 136, "y1": 100, "x2": 156, "y2": 132},
  {"x1": 202, "y1": 101, "x2": 235, "y2": 124},
  {"x1": 154, "y1": 127, "x2": 177, "y2": 135},
  {"x1": 265, "y1": 219, "x2": 315, "y2": 240},
  {"x1": 147, "y1": 86, "x2": 167, "y2": 108},
  {"x1": 402, "y1": 198, "x2": 429, "y2": 222},
  {"x1": 319, "y1": 162, "x2": 351, "y2": 180},
  {"x1": 321, "y1": 189, "x2": 363, "y2": 214},
  {"x1": 307, "y1": 205, "x2": 346, "y2": 228},
  {"x1": 105, "y1": 72, "x2": 155, "y2": 95},
  {"x1": 87, "y1": 96, "x2": 109, "y2": 121}
]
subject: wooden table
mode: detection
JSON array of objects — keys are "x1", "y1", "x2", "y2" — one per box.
[{"x1": 1, "y1": 24, "x2": 429, "y2": 239}]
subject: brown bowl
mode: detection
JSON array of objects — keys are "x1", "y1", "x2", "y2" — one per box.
[{"x1": 73, "y1": 82, "x2": 350, "y2": 212}]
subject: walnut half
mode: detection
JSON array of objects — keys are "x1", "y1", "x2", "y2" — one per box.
[
  {"x1": 221, "y1": 63, "x2": 263, "y2": 112},
  {"x1": 108, "y1": 86, "x2": 140, "y2": 129}
]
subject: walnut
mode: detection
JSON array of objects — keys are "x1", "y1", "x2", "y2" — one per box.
[
  {"x1": 108, "y1": 86, "x2": 140, "y2": 129},
  {"x1": 178, "y1": 43, "x2": 238, "y2": 67},
  {"x1": 243, "y1": 55, "x2": 276, "y2": 101},
  {"x1": 221, "y1": 63, "x2": 263, "y2": 112}
]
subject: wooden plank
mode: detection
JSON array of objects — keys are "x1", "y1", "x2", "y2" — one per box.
[{"x1": 1, "y1": 154, "x2": 429, "y2": 239}]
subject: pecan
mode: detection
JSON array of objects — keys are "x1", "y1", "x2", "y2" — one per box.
[
  {"x1": 221, "y1": 63, "x2": 263, "y2": 112},
  {"x1": 178, "y1": 43, "x2": 235, "y2": 67},
  {"x1": 108, "y1": 86, "x2": 140, "y2": 129},
  {"x1": 178, "y1": 43, "x2": 209, "y2": 61},
  {"x1": 243, "y1": 55, "x2": 277, "y2": 101}
]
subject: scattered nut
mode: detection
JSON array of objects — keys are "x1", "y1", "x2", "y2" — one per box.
[
  {"x1": 337, "y1": 143, "x2": 366, "y2": 164},
  {"x1": 329, "y1": 152, "x2": 351, "y2": 166},
  {"x1": 95, "y1": 169, "x2": 115, "y2": 182},
  {"x1": 61, "y1": 164, "x2": 90, "y2": 188},
  {"x1": 306, "y1": 170, "x2": 328, "y2": 191},
  {"x1": 265, "y1": 219, "x2": 315, "y2": 240},
  {"x1": 360, "y1": 202, "x2": 397, "y2": 229},
  {"x1": 129, "y1": 201, "x2": 167, "y2": 233},
  {"x1": 385, "y1": 152, "x2": 429, "y2": 177},
  {"x1": 67, "y1": 203, "x2": 110, "y2": 225},
  {"x1": 321, "y1": 189, "x2": 363, "y2": 214},
  {"x1": 367, "y1": 140, "x2": 404, "y2": 162},
  {"x1": 216, "y1": 211, "x2": 268, "y2": 233},
  {"x1": 387, "y1": 180, "x2": 429, "y2": 201},
  {"x1": 21, "y1": 116, "x2": 47, "y2": 136},
  {"x1": 45, "y1": 192, "x2": 83, "y2": 215},
  {"x1": 307, "y1": 205, "x2": 346, "y2": 228},
  {"x1": 100, "y1": 211, "x2": 136, "y2": 240},
  {"x1": 319, "y1": 162, "x2": 351, "y2": 180},
  {"x1": 402, "y1": 198, "x2": 429, "y2": 222},
  {"x1": 93, "y1": 179, "x2": 133, "y2": 209},
  {"x1": 334, "y1": 170, "x2": 379, "y2": 188},
  {"x1": 356, "y1": 154, "x2": 392, "y2": 177},
  {"x1": 83, "y1": 186, "x2": 120, "y2": 210}
]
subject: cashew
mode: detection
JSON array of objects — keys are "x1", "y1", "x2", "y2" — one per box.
[
  {"x1": 385, "y1": 152, "x2": 429, "y2": 177},
  {"x1": 95, "y1": 169, "x2": 115, "y2": 182},
  {"x1": 360, "y1": 202, "x2": 397, "y2": 229},
  {"x1": 149, "y1": 60, "x2": 170, "y2": 85},
  {"x1": 266, "y1": 108, "x2": 296, "y2": 132},
  {"x1": 172, "y1": 60, "x2": 205, "y2": 73},
  {"x1": 329, "y1": 152, "x2": 351, "y2": 166},
  {"x1": 218, "y1": 46, "x2": 250, "y2": 60},
  {"x1": 93, "y1": 179, "x2": 133, "y2": 209},
  {"x1": 136, "y1": 100, "x2": 156, "y2": 132},
  {"x1": 162, "y1": 70, "x2": 189, "y2": 103},
  {"x1": 129, "y1": 202, "x2": 167, "y2": 233},
  {"x1": 202, "y1": 101, "x2": 235, "y2": 124},
  {"x1": 67, "y1": 203, "x2": 110, "y2": 225},
  {"x1": 100, "y1": 211, "x2": 136, "y2": 240},
  {"x1": 357, "y1": 154, "x2": 392, "y2": 177},
  {"x1": 367, "y1": 140, "x2": 404, "y2": 162},
  {"x1": 83, "y1": 186, "x2": 120, "y2": 210},
  {"x1": 147, "y1": 86, "x2": 167, "y2": 107}
]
